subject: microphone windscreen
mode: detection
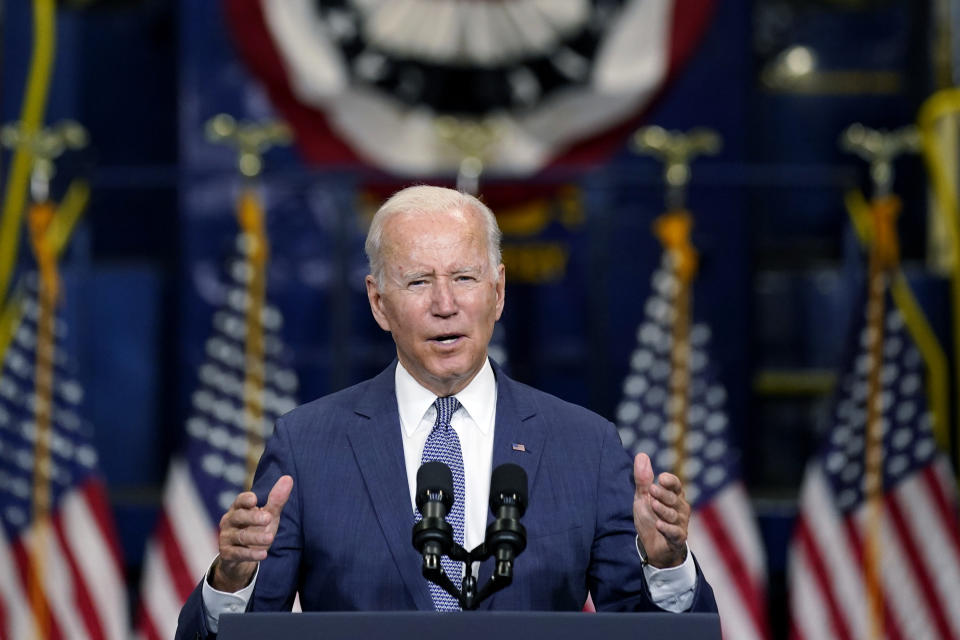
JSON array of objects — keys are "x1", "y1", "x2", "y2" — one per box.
[
  {"x1": 417, "y1": 460, "x2": 454, "y2": 498},
  {"x1": 489, "y1": 463, "x2": 528, "y2": 513}
]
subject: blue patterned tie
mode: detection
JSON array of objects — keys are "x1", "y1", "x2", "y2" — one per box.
[{"x1": 418, "y1": 396, "x2": 464, "y2": 611}]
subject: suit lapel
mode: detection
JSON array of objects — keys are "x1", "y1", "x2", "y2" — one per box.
[
  {"x1": 476, "y1": 363, "x2": 545, "y2": 610},
  {"x1": 346, "y1": 363, "x2": 434, "y2": 611}
]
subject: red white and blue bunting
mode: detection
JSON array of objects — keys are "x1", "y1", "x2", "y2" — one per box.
[{"x1": 223, "y1": 0, "x2": 716, "y2": 174}]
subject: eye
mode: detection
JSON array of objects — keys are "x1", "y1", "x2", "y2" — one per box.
[
  {"x1": 408, "y1": 279, "x2": 427, "y2": 287},
  {"x1": 456, "y1": 275, "x2": 477, "y2": 283}
]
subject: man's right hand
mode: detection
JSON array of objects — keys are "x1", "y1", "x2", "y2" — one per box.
[{"x1": 211, "y1": 475, "x2": 293, "y2": 592}]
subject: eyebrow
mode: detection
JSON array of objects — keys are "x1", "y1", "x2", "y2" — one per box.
[
  {"x1": 400, "y1": 265, "x2": 484, "y2": 280},
  {"x1": 400, "y1": 270, "x2": 433, "y2": 281},
  {"x1": 451, "y1": 265, "x2": 483, "y2": 275}
]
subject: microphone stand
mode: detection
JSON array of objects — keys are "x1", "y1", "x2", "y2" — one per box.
[
  {"x1": 421, "y1": 541, "x2": 514, "y2": 610},
  {"x1": 414, "y1": 462, "x2": 527, "y2": 610}
]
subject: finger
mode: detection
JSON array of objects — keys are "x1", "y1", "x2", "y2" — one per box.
[
  {"x1": 237, "y1": 527, "x2": 276, "y2": 549},
  {"x1": 657, "y1": 472, "x2": 684, "y2": 495},
  {"x1": 231, "y1": 491, "x2": 259, "y2": 511},
  {"x1": 221, "y1": 523, "x2": 273, "y2": 551},
  {"x1": 651, "y1": 500, "x2": 679, "y2": 524},
  {"x1": 264, "y1": 475, "x2": 294, "y2": 518},
  {"x1": 225, "y1": 507, "x2": 273, "y2": 529},
  {"x1": 655, "y1": 520, "x2": 688, "y2": 546},
  {"x1": 649, "y1": 483, "x2": 679, "y2": 508},
  {"x1": 633, "y1": 453, "x2": 654, "y2": 498}
]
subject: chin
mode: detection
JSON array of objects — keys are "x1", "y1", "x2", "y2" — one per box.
[
  {"x1": 427, "y1": 359, "x2": 479, "y2": 384},
  {"x1": 427, "y1": 365, "x2": 469, "y2": 384}
]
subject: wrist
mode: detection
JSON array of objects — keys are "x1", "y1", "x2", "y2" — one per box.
[
  {"x1": 210, "y1": 556, "x2": 256, "y2": 593},
  {"x1": 636, "y1": 537, "x2": 688, "y2": 569},
  {"x1": 635, "y1": 536, "x2": 650, "y2": 566}
]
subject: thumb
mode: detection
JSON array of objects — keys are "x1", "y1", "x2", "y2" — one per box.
[
  {"x1": 634, "y1": 452, "x2": 654, "y2": 498},
  {"x1": 264, "y1": 475, "x2": 293, "y2": 518}
]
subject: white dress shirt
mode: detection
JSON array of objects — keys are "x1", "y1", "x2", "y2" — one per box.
[
  {"x1": 396, "y1": 356, "x2": 497, "y2": 560},
  {"x1": 201, "y1": 358, "x2": 696, "y2": 630}
]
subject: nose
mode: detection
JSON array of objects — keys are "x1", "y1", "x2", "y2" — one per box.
[{"x1": 431, "y1": 278, "x2": 458, "y2": 317}]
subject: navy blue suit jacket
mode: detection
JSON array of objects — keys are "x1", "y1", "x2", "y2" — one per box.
[{"x1": 177, "y1": 361, "x2": 717, "y2": 638}]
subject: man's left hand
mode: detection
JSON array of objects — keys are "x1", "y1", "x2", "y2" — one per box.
[{"x1": 632, "y1": 452, "x2": 690, "y2": 568}]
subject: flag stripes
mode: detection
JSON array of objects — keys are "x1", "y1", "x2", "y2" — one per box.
[
  {"x1": 155, "y1": 513, "x2": 196, "y2": 601},
  {"x1": 791, "y1": 467, "x2": 960, "y2": 640},
  {"x1": 19, "y1": 525, "x2": 85, "y2": 639},
  {"x1": 692, "y1": 486, "x2": 768, "y2": 640},
  {"x1": 60, "y1": 485, "x2": 126, "y2": 640},
  {"x1": 164, "y1": 462, "x2": 219, "y2": 578},
  {"x1": 138, "y1": 536, "x2": 185, "y2": 640},
  {"x1": 139, "y1": 461, "x2": 218, "y2": 640},
  {"x1": 50, "y1": 518, "x2": 102, "y2": 640},
  {"x1": 925, "y1": 461, "x2": 960, "y2": 563},
  {"x1": 885, "y1": 493, "x2": 952, "y2": 639},
  {"x1": 0, "y1": 525, "x2": 36, "y2": 640}
]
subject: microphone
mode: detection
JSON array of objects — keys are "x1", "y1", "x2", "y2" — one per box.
[
  {"x1": 485, "y1": 463, "x2": 527, "y2": 580},
  {"x1": 412, "y1": 461, "x2": 455, "y2": 572}
]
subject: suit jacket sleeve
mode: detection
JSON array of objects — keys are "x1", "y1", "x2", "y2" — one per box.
[{"x1": 247, "y1": 413, "x2": 303, "y2": 609}]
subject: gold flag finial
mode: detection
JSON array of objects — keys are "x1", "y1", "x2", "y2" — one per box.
[
  {"x1": 434, "y1": 116, "x2": 503, "y2": 196},
  {"x1": 631, "y1": 126, "x2": 721, "y2": 211},
  {"x1": 205, "y1": 114, "x2": 292, "y2": 178},
  {"x1": 1, "y1": 120, "x2": 88, "y2": 203},
  {"x1": 840, "y1": 122, "x2": 919, "y2": 198}
]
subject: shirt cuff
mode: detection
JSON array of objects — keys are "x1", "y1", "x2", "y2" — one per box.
[
  {"x1": 200, "y1": 557, "x2": 259, "y2": 633},
  {"x1": 636, "y1": 537, "x2": 697, "y2": 613}
]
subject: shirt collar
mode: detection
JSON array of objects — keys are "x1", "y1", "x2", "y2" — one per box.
[{"x1": 395, "y1": 357, "x2": 496, "y2": 437}]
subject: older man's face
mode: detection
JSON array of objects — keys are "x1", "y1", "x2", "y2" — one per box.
[{"x1": 366, "y1": 207, "x2": 505, "y2": 397}]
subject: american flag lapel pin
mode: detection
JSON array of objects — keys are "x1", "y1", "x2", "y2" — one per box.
[{"x1": 511, "y1": 443, "x2": 527, "y2": 453}]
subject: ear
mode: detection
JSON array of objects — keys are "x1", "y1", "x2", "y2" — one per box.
[
  {"x1": 366, "y1": 275, "x2": 392, "y2": 332},
  {"x1": 493, "y1": 263, "x2": 506, "y2": 321}
]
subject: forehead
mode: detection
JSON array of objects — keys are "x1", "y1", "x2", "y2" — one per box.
[{"x1": 381, "y1": 208, "x2": 487, "y2": 266}]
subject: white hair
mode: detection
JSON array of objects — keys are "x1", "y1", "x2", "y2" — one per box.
[{"x1": 365, "y1": 185, "x2": 502, "y2": 290}]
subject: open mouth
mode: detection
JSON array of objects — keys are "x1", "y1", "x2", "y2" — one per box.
[{"x1": 430, "y1": 334, "x2": 463, "y2": 345}]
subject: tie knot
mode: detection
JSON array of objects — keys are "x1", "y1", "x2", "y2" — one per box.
[{"x1": 434, "y1": 396, "x2": 460, "y2": 427}]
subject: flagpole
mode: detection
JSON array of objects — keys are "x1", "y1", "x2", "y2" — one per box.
[
  {"x1": 433, "y1": 116, "x2": 502, "y2": 197},
  {"x1": 840, "y1": 122, "x2": 921, "y2": 640},
  {"x1": 26, "y1": 198, "x2": 58, "y2": 640},
  {"x1": 205, "y1": 114, "x2": 291, "y2": 489},
  {"x1": 6, "y1": 119, "x2": 89, "y2": 640},
  {"x1": 631, "y1": 126, "x2": 720, "y2": 484}
]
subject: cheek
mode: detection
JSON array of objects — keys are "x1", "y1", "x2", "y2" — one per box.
[{"x1": 385, "y1": 300, "x2": 424, "y2": 334}]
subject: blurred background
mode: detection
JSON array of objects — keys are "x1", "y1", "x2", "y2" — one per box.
[{"x1": 1, "y1": 1, "x2": 959, "y2": 639}]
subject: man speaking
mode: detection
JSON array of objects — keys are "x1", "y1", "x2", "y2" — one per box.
[{"x1": 176, "y1": 186, "x2": 717, "y2": 638}]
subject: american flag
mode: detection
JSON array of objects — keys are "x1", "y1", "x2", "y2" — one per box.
[
  {"x1": 615, "y1": 250, "x2": 770, "y2": 639},
  {"x1": 788, "y1": 279, "x2": 960, "y2": 640},
  {"x1": 137, "y1": 226, "x2": 299, "y2": 640},
  {"x1": 0, "y1": 273, "x2": 128, "y2": 639}
]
